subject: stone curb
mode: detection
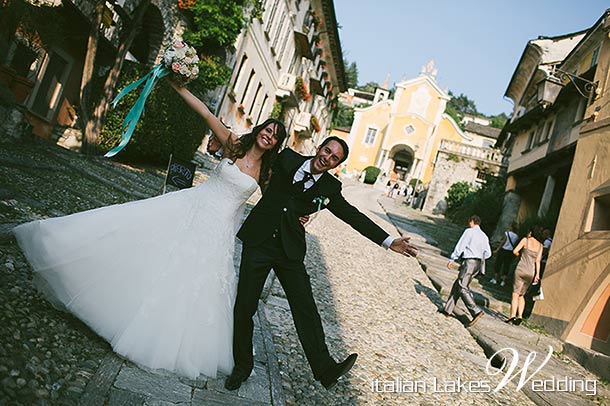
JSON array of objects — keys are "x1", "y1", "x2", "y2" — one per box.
[
  {"x1": 563, "y1": 342, "x2": 610, "y2": 382},
  {"x1": 257, "y1": 303, "x2": 286, "y2": 406}
]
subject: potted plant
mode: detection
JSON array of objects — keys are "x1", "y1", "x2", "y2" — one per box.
[
  {"x1": 310, "y1": 114, "x2": 321, "y2": 132},
  {"x1": 295, "y1": 76, "x2": 309, "y2": 100}
]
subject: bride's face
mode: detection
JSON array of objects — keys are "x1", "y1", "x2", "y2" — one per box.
[{"x1": 256, "y1": 123, "x2": 279, "y2": 150}]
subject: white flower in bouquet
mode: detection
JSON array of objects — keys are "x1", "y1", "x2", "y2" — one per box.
[{"x1": 162, "y1": 40, "x2": 200, "y2": 85}]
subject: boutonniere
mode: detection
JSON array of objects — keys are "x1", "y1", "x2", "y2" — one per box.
[{"x1": 312, "y1": 196, "x2": 330, "y2": 211}]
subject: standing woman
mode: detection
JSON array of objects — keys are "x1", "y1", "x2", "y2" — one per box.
[
  {"x1": 506, "y1": 226, "x2": 543, "y2": 325},
  {"x1": 13, "y1": 81, "x2": 287, "y2": 380}
]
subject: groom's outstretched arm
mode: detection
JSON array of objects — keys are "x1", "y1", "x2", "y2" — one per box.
[
  {"x1": 326, "y1": 189, "x2": 418, "y2": 257},
  {"x1": 326, "y1": 192, "x2": 391, "y2": 246}
]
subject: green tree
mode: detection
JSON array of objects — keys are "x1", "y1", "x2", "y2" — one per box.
[
  {"x1": 344, "y1": 59, "x2": 358, "y2": 89},
  {"x1": 331, "y1": 103, "x2": 354, "y2": 129},
  {"x1": 489, "y1": 112, "x2": 509, "y2": 129},
  {"x1": 445, "y1": 90, "x2": 479, "y2": 129},
  {"x1": 357, "y1": 81, "x2": 379, "y2": 94},
  {"x1": 181, "y1": 1, "x2": 260, "y2": 95},
  {"x1": 446, "y1": 181, "x2": 474, "y2": 213},
  {"x1": 446, "y1": 175, "x2": 507, "y2": 235}
]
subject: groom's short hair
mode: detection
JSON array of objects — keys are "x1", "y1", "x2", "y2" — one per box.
[{"x1": 319, "y1": 136, "x2": 349, "y2": 164}]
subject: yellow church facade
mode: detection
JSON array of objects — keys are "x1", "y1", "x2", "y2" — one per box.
[{"x1": 344, "y1": 69, "x2": 472, "y2": 185}]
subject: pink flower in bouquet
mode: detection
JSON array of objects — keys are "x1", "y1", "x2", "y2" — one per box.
[{"x1": 163, "y1": 41, "x2": 199, "y2": 86}]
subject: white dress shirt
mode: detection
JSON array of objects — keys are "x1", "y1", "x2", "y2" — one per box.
[
  {"x1": 293, "y1": 160, "x2": 322, "y2": 190},
  {"x1": 295, "y1": 159, "x2": 395, "y2": 249},
  {"x1": 450, "y1": 225, "x2": 491, "y2": 261}
]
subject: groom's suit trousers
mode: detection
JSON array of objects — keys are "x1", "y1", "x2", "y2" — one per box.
[
  {"x1": 233, "y1": 234, "x2": 333, "y2": 380},
  {"x1": 443, "y1": 259, "x2": 482, "y2": 318}
]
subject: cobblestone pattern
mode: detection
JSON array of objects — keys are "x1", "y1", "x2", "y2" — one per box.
[
  {"x1": 0, "y1": 142, "x2": 173, "y2": 405},
  {"x1": 0, "y1": 141, "x2": 279, "y2": 405},
  {"x1": 264, "y1": 183, "x2": 535, "y2": 405}
]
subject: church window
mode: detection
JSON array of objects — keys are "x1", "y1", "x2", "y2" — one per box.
[
  {"x1": 364, "y1": 127, "x2": 378, "y2": 145},
  {"x1": 404, "y1": 124, "x2": 415, "y2": 135}
]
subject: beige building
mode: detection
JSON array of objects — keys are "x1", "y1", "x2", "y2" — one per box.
[
  {"x1": 215, "y1": 0, "x2": 345, "y2": 155},
  {"x1": 497, "y1": 9, "x2": 610, "y2": 372}
]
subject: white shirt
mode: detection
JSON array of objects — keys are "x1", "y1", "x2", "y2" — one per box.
[
  {"x1": 293, "y1": 160, "x2": 322, "y2": 191},
  {"x1": 450, "y1": 225, "x2": 491, "y2": 261},
  {"x1": 501, "y1": 231, "x2": 519, "y2": 251},
  {"x1": 295, "y1": 159, "x2": 394, "y2": 249}
]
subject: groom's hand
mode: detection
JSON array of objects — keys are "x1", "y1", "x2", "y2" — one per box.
[{"x1": 390, "y1": 237, "x2": 419, "y2": 257}]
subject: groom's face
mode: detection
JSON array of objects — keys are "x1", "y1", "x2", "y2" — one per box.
[{"x1": 310, "y1": 140, "x2": 345, "y2": 174}]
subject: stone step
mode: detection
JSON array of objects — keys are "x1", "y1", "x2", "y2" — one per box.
[{"x1": 426, "y1": 267, "x2": 512, "y2": 315}]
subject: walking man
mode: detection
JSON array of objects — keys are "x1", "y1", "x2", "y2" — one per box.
[
  {"x1": 440, "y1": 215, "x2": 491, "y2": 327},
  {"x1": 225, "y1": 137, "x2": 419, "y2": 391}
]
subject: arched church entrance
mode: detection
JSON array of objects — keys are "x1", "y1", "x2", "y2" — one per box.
[{"x1": 388, "y1": 144, "x2": 415, "y2": 180}]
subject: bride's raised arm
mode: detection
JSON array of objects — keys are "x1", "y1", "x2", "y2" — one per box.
[{"x1": 169, "y1": 81, "x2": 237, "y2": 149}]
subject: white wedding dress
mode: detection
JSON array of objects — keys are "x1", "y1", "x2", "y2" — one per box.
[{"x1": 13, "y1": 158, "x2": 258, "y2": 379}]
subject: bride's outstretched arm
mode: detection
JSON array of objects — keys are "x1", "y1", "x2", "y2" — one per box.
[{"x1": 169, "y1": 81, "x2": 237, "y2": 149}]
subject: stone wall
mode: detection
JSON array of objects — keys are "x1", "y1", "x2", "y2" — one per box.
[
  {"x1": 423, "y1": 151, "x2": 480, "y2": 214},
  {"x1": 423, "y1": 142, "x2": 505, "y2": 215}
]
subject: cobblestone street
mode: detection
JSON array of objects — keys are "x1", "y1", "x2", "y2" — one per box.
[
  {"x1": 264, "y1": 182, "x2": 536, "y2": 405},
  {"x1": 2, "y1": 141, "x2": 608, "y2": 405}
]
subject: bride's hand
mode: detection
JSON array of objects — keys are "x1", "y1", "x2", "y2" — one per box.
[{"x1": 299, "y1": 215, "x2": 310, "y2": 226}]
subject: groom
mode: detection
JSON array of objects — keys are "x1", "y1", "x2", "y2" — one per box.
[{"x1": 226, "y1": 136, "x2": 418, "y2": 390}]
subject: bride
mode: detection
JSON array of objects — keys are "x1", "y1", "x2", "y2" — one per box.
[{"x1": 13, "y1": 81, "x2": 287, "y2": 379}]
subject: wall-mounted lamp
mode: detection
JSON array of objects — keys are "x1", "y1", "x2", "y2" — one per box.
[{"x1": 549, "y1": 67, "x2": 598, "y2": 99}]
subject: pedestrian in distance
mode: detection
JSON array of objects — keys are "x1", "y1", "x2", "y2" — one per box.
[
  {"x1": 490, "y1": 222, "x2": 519, "y2": 287},
  {"x1": 505, "y1": 225, "x2": 543, "y2": 325},
  {"x1": 439, "y1": 215, "x2": 491, "y2": 327}
]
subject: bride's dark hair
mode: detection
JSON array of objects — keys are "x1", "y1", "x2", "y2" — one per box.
[{"x1": 226, "y1": 118, "x2": 287, "y2": 190}]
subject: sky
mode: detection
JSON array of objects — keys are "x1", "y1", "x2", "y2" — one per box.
[{"x1": 333, "y1": 1, "x2": 609, "y2": 116}]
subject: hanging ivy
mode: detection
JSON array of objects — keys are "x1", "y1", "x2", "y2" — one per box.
[
  {"x1": 178, "y1": 0, "x2": 263, "y2": 93},
  {"x1": 269, "y1": 100, "x2": 284, "y2": 120}
]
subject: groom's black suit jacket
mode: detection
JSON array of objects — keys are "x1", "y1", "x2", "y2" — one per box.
[{"x1": 237, "y1": 148, "x2": 389, "y2": 261}]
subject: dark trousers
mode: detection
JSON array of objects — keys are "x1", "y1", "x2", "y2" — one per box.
[
  {"x1": 443, "y1": 259, "x2": 482, "y2": 318},
  {"x1": 233, "y1": 235, "x2": 333, "y2": 380},
  {"x1": 495, "y1": 249, "x2": 514, "y2": 280}
]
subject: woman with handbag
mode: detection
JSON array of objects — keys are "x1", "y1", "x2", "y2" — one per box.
[{"x1": 505, "y1": 225, "x2": 543, "y2": 325}]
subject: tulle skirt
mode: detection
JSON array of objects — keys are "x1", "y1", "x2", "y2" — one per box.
[{"x1": 14, "y1": 185, "x2": 241, "y2": 379}]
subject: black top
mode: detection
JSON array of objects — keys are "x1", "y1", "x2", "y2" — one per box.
[{"x1": 237, "y1": 148, "x2": 389, "y2": 261}]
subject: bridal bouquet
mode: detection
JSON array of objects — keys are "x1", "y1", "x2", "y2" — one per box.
[
  {"x1": 104, "y1": 41, "x2": 200, "y2": 157},
  {"x1": 163, "y1": 41, "x2": 200, "y2": 86}
]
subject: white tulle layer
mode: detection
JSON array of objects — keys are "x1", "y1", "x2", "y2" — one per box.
[{"x1": 13, "y1": 159, "x2": 258, "y2": 379}]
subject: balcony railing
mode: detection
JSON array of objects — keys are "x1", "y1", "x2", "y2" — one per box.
[
  {"x1": 275, "y1": 73, "x2": 298, "y2": 107},
  {"x1": 439, "y1": 140, "x2": 507, "y2": 166},
  {"x1": 294, "y1": 111, "x2": 312, "y2": 138}
]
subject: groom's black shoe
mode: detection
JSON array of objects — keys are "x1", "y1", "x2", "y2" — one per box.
[
  {"x1": 224, "y1": 371, "x2": 249, "y2": 391},
  {"x1": 320, "y1": 353, "x2": 358, "y2": 390}
]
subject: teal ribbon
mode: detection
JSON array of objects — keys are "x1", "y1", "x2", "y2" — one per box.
[
  {"x1": 104, "y1": 64, "x2": 170, "y2": 158},
  {"x1": 312, "y1": 196, "x2": 325, "y2": 211}
]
